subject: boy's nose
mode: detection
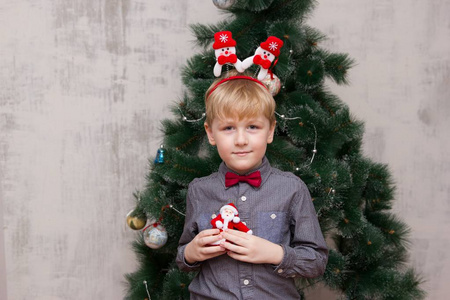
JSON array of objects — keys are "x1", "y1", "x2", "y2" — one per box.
[{"x1": 235, "y1": 130, "x2": 248, "y2": 146}]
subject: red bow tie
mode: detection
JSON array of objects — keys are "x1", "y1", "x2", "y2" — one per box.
[
  {"x1": 218, "y1": 54, "x2": 238, "y2": 65},
  {"x1": 253, "y1": 55, "x2": 272, "y2": 69},
  {"x1": 225, "y1": 171, "x2": 262, "y2": 188}
]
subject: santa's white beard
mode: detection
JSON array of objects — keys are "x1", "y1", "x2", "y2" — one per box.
[{"x1": 221, "y1": 214, "x2": 234, "y2": 230}]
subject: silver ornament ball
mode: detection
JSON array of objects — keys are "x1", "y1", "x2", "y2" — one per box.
[
  {"x1": 213, "y1": 0, "x2": 235, "y2": 9},
  {"x1": 261, "y1": 73, "x2": 282, "y2": 96},
  {"x1": 143, "y1": 223, "x2": 168, "y2": 249}
]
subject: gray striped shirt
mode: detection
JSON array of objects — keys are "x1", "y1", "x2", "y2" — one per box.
[{"x1": 176, "y1": 157, "x2": 328, "y2": 299}]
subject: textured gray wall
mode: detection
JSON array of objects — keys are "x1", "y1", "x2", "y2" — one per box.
[
  {"x1": 0, "y1": 0, "x2": 449, "y2": 299},
  {"x1": 309, "y1": 1, "x2": 450, "y2": 299}
]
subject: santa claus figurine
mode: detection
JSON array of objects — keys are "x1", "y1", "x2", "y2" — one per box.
[
  {"x1": 212, "y1": 31, "x2": 244, "y2": 77},
  {"x1": 241, "y1": 36, "x2": 284, "y2": 81},
  {"x1": 210, "y1": 203, "x2": 252, "y2": 245}
]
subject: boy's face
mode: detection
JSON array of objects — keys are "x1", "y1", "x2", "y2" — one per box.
[{"x1": 205, "y1": 114, "x2": 275, "y2": 175}]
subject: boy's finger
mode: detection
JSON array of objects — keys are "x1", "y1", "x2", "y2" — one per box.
[
  {"x1": 199, "y1": 228, "x2": 221, "y2": 237},
  {"x1": 202, "y1": 245, "x2": 226, "y2": 255},
  {"x1": 200, "y1": 234, "x2": 223, "y2": 246},
  {"x1": 220, "y1": 240, "x2": 246, "y2": 254},
  {"x1": 225, "y1": 229, "x2": 250, "y2": 239},
  {"x1": 221, "y1": 231, "x2": 247, "y2": 245}
]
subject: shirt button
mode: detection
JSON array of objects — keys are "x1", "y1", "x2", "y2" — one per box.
[
  {"x1": 277, "y1": 269, "x2": 284, "y2": 274},
  {"x1": 241, "y1": 196, "x2": 247, "y2": 201},
  {"x1": 271, "y1": 213, "x2": 277, "y2": 219},
  {"x1": 243, "y1": 279, "x2": 250, "y2": 285}
]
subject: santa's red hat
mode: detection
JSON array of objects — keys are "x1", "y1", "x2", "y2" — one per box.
[
  {"x1": 213, "y1": 31, "x2": 237, "y2": 49},
  {"x1": 260, "y1": 36, "x2": 284, "y2": 57}
]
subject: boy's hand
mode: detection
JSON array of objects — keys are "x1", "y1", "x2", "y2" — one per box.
[
  {"x1": 220, "y1": 229, "x2": 283, "y2": 265},
  {"x1": 184, "y1": 229, "x2": 226, "y2": 264}
]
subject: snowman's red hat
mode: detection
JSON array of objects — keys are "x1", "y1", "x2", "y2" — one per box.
[
  {"x1": 260, "y1": 36, "x2": 284, "y2": 57},
  {"x1": 213, "y1": 31, "x2": 237, "y2": 49}
]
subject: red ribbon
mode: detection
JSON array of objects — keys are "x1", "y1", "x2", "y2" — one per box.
[
  {"x1": 218, "y1": 54, "x2": 238, "y2": 65},
  {"x1": 253, "y1": 55, "x2": 272, "y2": 69},
  {"x1": 225, "y1": 171, "x2": 262, "y2": 188}
]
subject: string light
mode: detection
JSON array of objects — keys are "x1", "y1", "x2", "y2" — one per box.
[
  {"x1": 143, "y1": 280, "x2": 151, "y2": 300},
  {"x1": 276, "y1": 113, "x2": 318, "y2": 167},
  {"x1": 169, "y1": 204, "x2": 186, "y2": 216},
  {"x1": 177, "y1": 107, "x2": 206, "y2": 123},
  {"x1": 275, "y1": 111, "x2": 301, "y2": 120},
  {"x1": 282, "y1": 49, "x2": 294, "y2": 90},
  {"x1": 328, "y1": 188, "x2": 336, "y2": 196},
  {"x1": 309, "y1": 123, "x2": 318, "y2": 165}
]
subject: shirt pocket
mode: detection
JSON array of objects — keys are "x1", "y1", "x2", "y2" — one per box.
[{"x1": 257, "y1": 212, "x2": 287, "y2": 244}]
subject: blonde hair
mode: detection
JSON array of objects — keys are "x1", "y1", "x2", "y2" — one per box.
[{"x1": 205, "y1": 74, "x2": 276, "y2": 125}]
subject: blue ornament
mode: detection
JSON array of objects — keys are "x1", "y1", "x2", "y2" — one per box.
[{"x1": 154, "y1": 145, "x2": 165, "y2": 164}]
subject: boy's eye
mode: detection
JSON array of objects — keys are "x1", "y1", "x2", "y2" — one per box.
[
  {"x1": 248, "y1": 125, "x2": 258, "y2": 130},
  {"x1": 224, "y1": 126, "x2": 234, "y2": 131}
]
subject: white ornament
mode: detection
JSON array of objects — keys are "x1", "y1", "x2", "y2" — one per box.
[{"x1": 212, "y1": 0, "x2": 235, "y2": 9}]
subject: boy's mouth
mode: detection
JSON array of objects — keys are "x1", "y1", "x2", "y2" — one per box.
[{"x1": 233, "y1": 151, "x2": 252, "y2": 156}]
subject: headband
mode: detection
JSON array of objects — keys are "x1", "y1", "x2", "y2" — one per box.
[{"x1": 206, "y1": 75, "x2": 268, "y2": 100}]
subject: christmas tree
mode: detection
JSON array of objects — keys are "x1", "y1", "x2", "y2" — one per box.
[{"x1": 124, "y1": 0, "x2": 424, "y2": 299}]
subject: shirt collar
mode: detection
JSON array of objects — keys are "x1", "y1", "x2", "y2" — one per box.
[{"x1": 218, "y1": 156, "x2": 272, "y2": 189}]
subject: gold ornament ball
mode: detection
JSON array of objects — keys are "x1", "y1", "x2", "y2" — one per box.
[
  {"x1": 261, "y1": 73, "x2": 281, "y2": 96},
  {"x1": 126, "y1": 210, "x2": 147, "y2": 230}
]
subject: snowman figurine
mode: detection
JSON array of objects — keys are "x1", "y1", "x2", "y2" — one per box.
[
  {"x1": 212, "y1": 31, "x2": 244, "y2": 77},
  {"x1": 241, "y1": 36, "x2": 284, "y2": 81}
]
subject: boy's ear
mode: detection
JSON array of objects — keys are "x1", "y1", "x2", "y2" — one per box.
[
  {"x1": 204, "y1": 122, "x2": 216, "y2": 146},
  {"x1": 267, "y1": 121, "x2": 276, "y2": 144}
]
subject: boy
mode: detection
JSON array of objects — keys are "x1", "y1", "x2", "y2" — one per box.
[{"x1": 176, "y1": 74, "x2": 328, "y2": 299}]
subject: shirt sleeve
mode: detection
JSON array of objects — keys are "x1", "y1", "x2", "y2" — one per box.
[
  {"x1": 176, "y1": 181, "x2": 202, "y2": 272},
  {"x1": 274, "y1": 180, "x2": 329, "y2": 278}
]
